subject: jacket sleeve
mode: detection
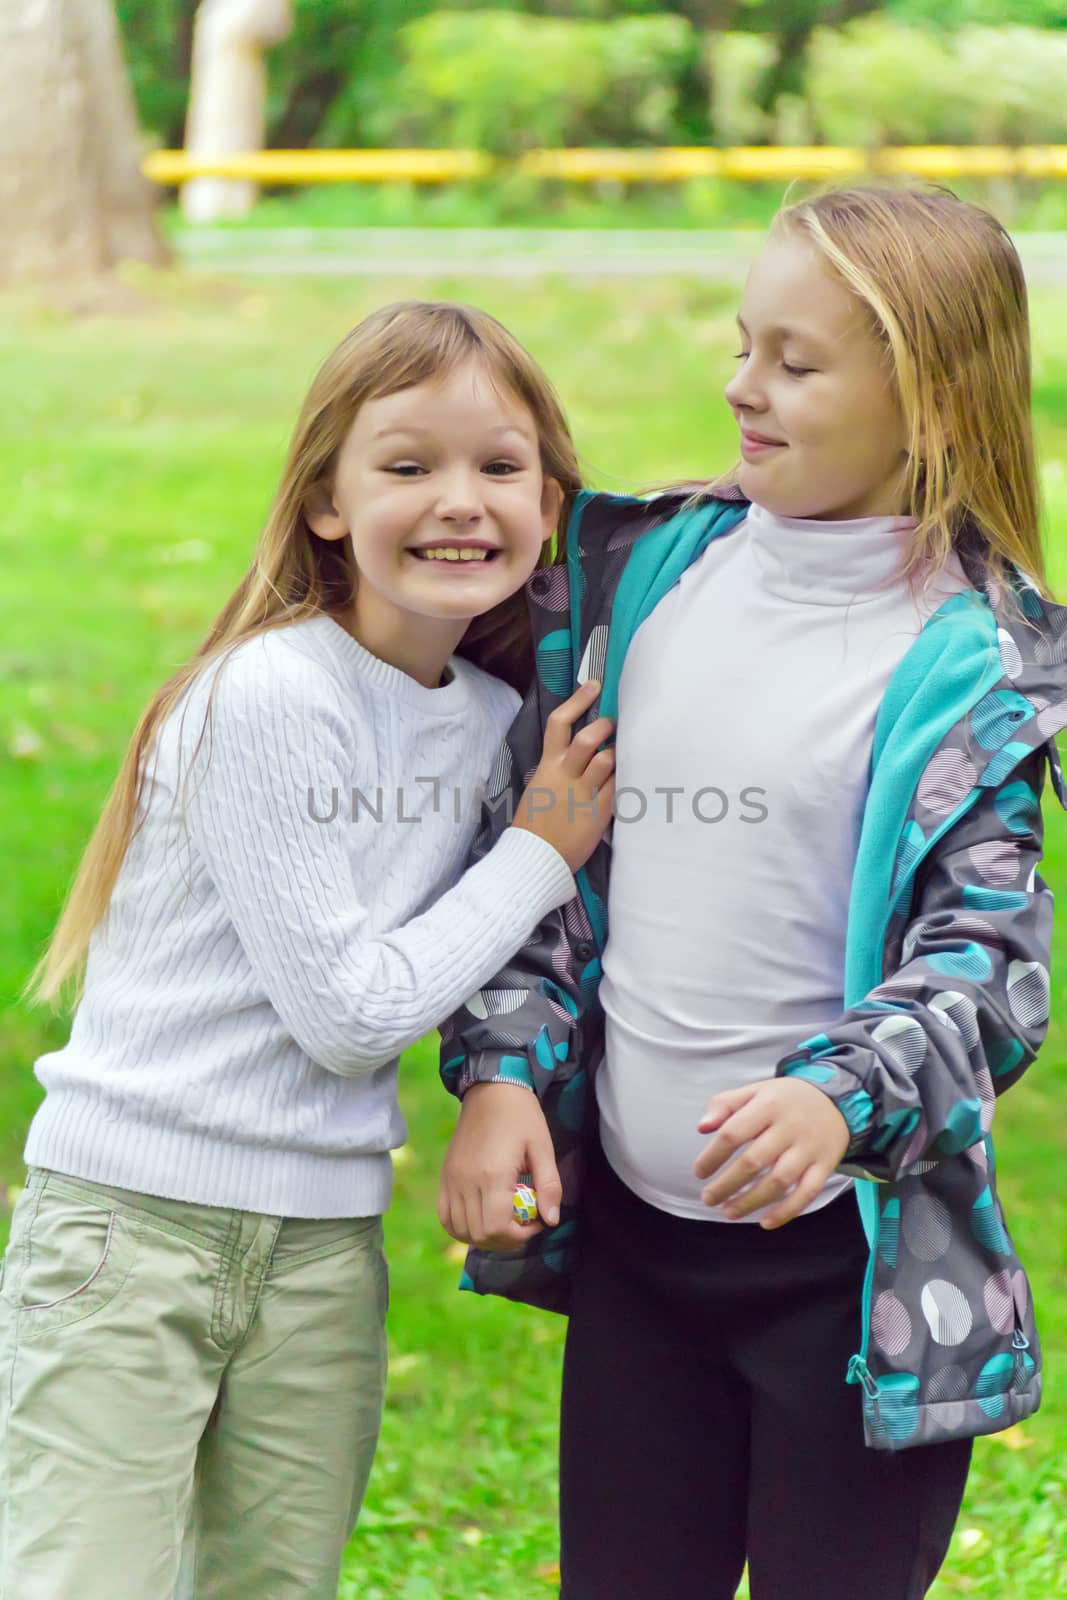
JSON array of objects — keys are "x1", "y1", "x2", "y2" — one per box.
[
  {"x1": 439, "y1": 672, "x2": 587, "y2": 1101},
  {"x1": 775, "y1": 747, "x2": 1056, "y2": 1181}
]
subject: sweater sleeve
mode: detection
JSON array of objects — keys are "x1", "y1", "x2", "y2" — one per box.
[{"x1": 179, "y1": 642, "x2": 577, "y2": 1078}]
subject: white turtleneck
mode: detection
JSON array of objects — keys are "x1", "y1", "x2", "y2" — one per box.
[
  {"x1": 596, "y1": 501, "x2": 973, "y2": 1222},
  {"x1": 24, "y1": 616, "x2": 576, "y2": 1219}
]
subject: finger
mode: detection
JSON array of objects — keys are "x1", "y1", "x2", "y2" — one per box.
[
  {"x1": 529, "y1": 1135, "x2": 563, "y2": 1226},
  {"x1": 559, "y1": 730, "x2": 616, "y2": 783},
  {"x1": 588, "y1": 772, "x2": 616, "y2": 824},
  {"x1": 721, "y1": 1155, "x2": 806, "y2": 1220},
  {"x1": 480, "y1": 1180, "x2": 516, "y2": 1243},
  {"x1": 477, "y1": 1220, "x2": 547, "y2": 1252},
  {"x1": 446, "y1": 1189, "x2": 473, "y2": 1245},
  {"x1": 699, "y1": 1127, "x2": 787, "y2": 1205},
  {"x1": 697, "y1": 1084, "x2": 760, "y2": 1134},
  {"x1": 437, "y1": 1181, "x2": 454, "y2": 1235},
  {"x1": 759, "y1": 1166, "x2": 828, "y2": 1230},
  {"x1": 573, "y1": 715, "x2": 616, "y2": 749},
  {"x1": 588, "y1": 751, "x2": 617, "y2": 781},
  {"x1": 693, "y1": 1100, "x2": 775, "y2": 1181},
  {"x1": 580, "y1": 755, "x2": 616, "y2": 798},
  {"x1": 543, "y1": 681, "x2": 603, "y2": 754},
  {"x1": 466, "y1": 1180, "x2": 494, "y2": 1248}
]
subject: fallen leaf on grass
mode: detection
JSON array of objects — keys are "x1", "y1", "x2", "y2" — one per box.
[
  {"x1": 389, "y1": 1352, "x2": 424, "y2": 1377},
  {"x1": 536, "y1": 1562, "x2": 561, "y2": 1584},
  {"x1": 357, "y1": 1506, "x2": 420, "y2": 1530},
  {"x1": 988, "y1": 1424, "x2": 1033, "y2": 1450},
  {"x1": 444, "y1": 1240, "x2": 468, "y2": 1265},
  {"x1": 460, "y1": 1526, "x2": 483, "y2": 1547},
  {"x1": 9, "y1": 722, "x2": 44, "y2": 760},
  {"x1": 957, "y1": 1528, "x2": 987, "y2": 1554}
]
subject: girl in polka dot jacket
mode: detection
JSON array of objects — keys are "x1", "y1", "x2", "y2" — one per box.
[{"x1": 437, "y1": 186, "x2": 1067, "y2": 1599}]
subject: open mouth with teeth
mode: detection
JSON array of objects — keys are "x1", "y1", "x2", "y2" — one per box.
[{"x1": 409, "y1": 547, "x2": 501, "y2": 563}]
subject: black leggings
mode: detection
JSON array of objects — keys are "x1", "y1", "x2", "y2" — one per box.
[{"x1": 559, "y1": 1138, "x2": 972, "y2": 1600}]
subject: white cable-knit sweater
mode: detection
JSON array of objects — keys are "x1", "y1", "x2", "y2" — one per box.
[{"x1": 25, "y1": 615, "x2": 575, "y2": 1217}]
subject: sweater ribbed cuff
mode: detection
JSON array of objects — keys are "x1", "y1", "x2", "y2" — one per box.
[{"x1": 482, "y1": 826, "x2": 578, "y2": 924}]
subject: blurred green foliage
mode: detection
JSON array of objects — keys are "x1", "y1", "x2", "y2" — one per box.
[
  {"x1": 362, "y1": 12, "x2": 698, "y2": 154},
  {"x1": 806, "y1": 21, "x2": 1067, "y2": 146},
  {"x1": 116, "y1": 0, "x2": 1067, "y2": 153}
]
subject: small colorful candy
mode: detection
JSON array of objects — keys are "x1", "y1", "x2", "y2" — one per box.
[{"x1": 512, "y1": 1183, "x2": 539, "y2": 1224}]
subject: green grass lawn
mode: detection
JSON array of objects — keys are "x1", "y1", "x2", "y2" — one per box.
[
  {"x1": 2, "y1": 265, "x2": 1067, "y2": 1597},
  {"x1": 159, "y1": 177, "x2": 1067, "y2": 236}
]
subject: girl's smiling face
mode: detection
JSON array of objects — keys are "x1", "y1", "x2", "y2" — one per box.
[
  {"x1": 307, "y1": 357, "x2": 562, "y2": 684},
  {"x1": 725, "y1": 231, "x2": 911, "y2": 521}
]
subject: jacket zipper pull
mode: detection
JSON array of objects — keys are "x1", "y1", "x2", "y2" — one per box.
[{"x1": 846, "y1": 1354, "x2": 879, "y2": 1399}]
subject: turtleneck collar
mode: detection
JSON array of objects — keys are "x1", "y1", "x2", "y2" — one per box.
[{"x1": 744, "y1": 499, "x2": 920, "y2": 608}]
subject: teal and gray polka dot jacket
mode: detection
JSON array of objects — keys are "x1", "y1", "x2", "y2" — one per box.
[{"x1": 441, "y1": 488, "x2": 1067, "y2": 1452}]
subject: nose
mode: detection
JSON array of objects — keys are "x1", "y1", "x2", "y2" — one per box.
[
  {"x1": 434, "y1": 466, "x2": 485, "y2": 526},
  {"x1": 724, "y1": 355, "x2": 768, "y2": 417}
]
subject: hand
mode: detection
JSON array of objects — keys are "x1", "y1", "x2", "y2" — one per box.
[
  {"x1": 510, "y1": 679, "x2": 616, "y2": 875},
  {"x1": 692, "y1": 1078, "x2": 851, "y2": 1229},
  {"x1": 438, "y1": 1082, "x2": 562, "y2": 1252}
]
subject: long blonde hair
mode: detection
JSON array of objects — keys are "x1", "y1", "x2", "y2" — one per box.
[
  {"x1": 719, "y1": 183, "x2": 1049, "y2": 615},
  {"x1": 25, "y1": 301, "x2": 582, "y2": 1013}
]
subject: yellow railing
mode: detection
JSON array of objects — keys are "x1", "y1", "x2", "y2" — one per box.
[{"x1": 143, "y1": 146, "x2": 1067, "y2": 186}]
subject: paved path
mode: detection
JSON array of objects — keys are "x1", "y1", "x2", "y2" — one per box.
[{"x1": 176, "y1": 227, "x2": 1067, "y2": 283}]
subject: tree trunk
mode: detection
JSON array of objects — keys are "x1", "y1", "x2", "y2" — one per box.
[
  {"x1": 0, "y1": 0, "x2": 170, "y2": 289},
  {"x1": 182, "y1": 0, "x2": 293, "y2": 223}
]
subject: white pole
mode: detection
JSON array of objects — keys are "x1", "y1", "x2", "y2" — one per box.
[{"x1": 182, "y1": 0, "x2": 292, "y2": 223}]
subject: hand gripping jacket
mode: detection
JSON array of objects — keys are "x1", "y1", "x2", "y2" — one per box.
[{"x1": 440, "y1": 488, "x2": 1067, "y2": 1451}]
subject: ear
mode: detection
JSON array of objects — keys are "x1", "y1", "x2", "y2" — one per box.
[
  {"x1": 305, "y1": 480, "x2": 349, "y2": 542},
  {"x1": 540, "y1": 475, "x2": 565, "y2": 546}
]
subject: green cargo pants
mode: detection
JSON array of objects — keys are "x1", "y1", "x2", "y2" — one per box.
[{"x1": 0, "y1": 1166, "x2": 389, "y2": 1600}]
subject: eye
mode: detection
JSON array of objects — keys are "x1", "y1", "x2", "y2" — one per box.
[
  {"x1": 482, "y1": 460, "x2": 521, "y2": 476},
  {"x1": 732, "y1": 351, "x2": 750, "y2": 362},
  {"x1": 384, "y1": 463, "x2": 426, "y2": 477},
  {"x1": 782, "y1": 363, "x2": 814, "y2": 378}
]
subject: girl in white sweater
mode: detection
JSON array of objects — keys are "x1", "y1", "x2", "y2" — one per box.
[{"x1": 5, "y1": 302, "x2": 614, "y2": 1600}]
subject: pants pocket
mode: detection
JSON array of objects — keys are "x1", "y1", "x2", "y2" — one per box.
[{"x1": 3, "y1": 1179, "x2": 142, "y2": 1339}]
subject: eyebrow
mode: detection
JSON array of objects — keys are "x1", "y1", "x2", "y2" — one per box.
[
  {"x1": 371, "y1": 422, "x2": 532, "y2": 442},
  {"x1": 735, "y1": 314, "x2": 825, "y2": 347}
]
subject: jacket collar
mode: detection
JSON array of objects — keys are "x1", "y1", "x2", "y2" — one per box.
[{"x1": 705, "y1": 491, "x2": 1067, "y2": 808}]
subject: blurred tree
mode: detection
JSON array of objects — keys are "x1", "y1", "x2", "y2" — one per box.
[
  {"x1": 364, "y1": 12, "x2": 698, "y2": 154},
  {"x1": 117, "y1": 0, "x2": 199, "y2": 146},
  {"x1": 112, "y1": 0, "x2": 1067, "y2": 158},
  {"x1": 886, "y1": 0, "x2": 1065, "y2": 23},
  {"x1": 722, "y1": 0, "x2": 881, "y2": 112},
  {"x1": 450, "y1": 1, "x2": 883, "y2": 137},
  {"x1": 117, "y1": 0, "x2": 891, "y2": 151},
  {"x1": 270, "y1": 0, "x2": 436, "y2": 149},
  {"x1": 0, "y1": 0, "x2": 169, "y2": 289}
]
